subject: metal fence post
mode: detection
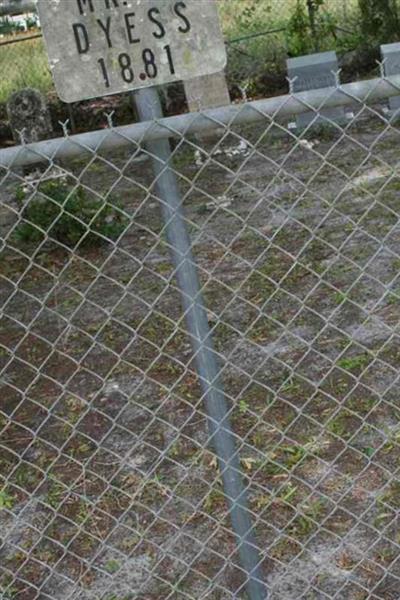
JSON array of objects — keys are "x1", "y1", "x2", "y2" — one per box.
[{"x1": 133, "y1": 87, "x2": 267, "y2": 600}]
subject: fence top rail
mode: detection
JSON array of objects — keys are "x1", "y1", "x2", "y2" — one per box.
[{"x1": 1, "y1": 74, "x2": 400, "y2": 169}]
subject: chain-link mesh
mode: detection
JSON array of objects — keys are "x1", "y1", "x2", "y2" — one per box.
[{"x1": 2, "y1": 78, "x2": 400, "y2": 600}]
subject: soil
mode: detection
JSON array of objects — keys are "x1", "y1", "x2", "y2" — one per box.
[{"x1": 1, "y1": 104, "x2": 400, "y2": 599}]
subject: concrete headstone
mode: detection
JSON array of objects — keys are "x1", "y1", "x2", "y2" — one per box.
[
  {"x1": 381, "y1": 43, "x2": 400, "y2": 113},
  {"x1": 286, "y1": 51, "x2": 345, "y2": 128},
  {"x1": 184, "y1": 71, "x2": 230, "y2": 112},
  {"x1": 184, "y1": 71, "x2": 230, "y2": 142},
  {"x1": 7, "y1": 88, "x2": 53, "y2": 145}
]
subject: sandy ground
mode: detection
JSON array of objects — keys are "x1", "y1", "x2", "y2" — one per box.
[{"x1": 2, "y1": 105, "x2": 400, "y2": 599}]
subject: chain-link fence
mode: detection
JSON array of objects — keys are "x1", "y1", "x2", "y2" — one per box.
[{"x1": 2, "y1": 74, "x2": 400, "y2": 600}]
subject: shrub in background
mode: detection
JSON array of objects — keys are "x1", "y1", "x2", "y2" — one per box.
[
  {"x1": 0, "y1": 17, "x2": 24, "y2": 36},
  {"x1": 358, "y1": 0, "x2": 400, "y2": 43},
  {"x1": 220, "y1": 0, "x2": 357, "y2": 99},
  {"x1": 14, "y1": 179, "x2": 128, "y2": 247},
  {"x1": 286, "y1": 0, "x2": 337, "y2": 57}
]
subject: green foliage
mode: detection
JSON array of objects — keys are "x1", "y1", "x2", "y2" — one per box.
[
  {"x1": 14, "y1": 179, "x2": 128, "y2": 247},
  {"x1": 287, "y1": 1, "x2": 312, "y2": 56},
  {"x1": 337, "y1": 353, "x2": 370, "y2": 371},
  {"x1": 0, "y1": 17, "x2": 24, "y2": 36},
  {"x1": 218, "y1": 0, "x2": 366, "y2": 98},
  {"x1": 219, "y1": 0, "x2": 288, "y2": 87},
  {"x1": 219, "y1": 0, "x2": 274, "y2": 34},
  {"x1": 25, "y1": 16, "x2": 40, "y2": 30},
  {"x1": 286, "y1": 0, "x2": 337, "y2": 56},
  {"x1": 0, "y1": 37, "x2": 53, "y2": 103},
  {"x1": 358, "y1": 0, "x2": 400, "y2": 43},
  {"x1": 104, "y1": 559, "x2": 121, "y2": 574},
  {"x1": 0, "y1": 489, "x2": 15, "y2": 510},
  {"x1": 0, "y1": 15, "x2": 38, "y2": 36}
]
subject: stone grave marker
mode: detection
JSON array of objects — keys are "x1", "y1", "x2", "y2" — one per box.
[
  {"x1": 286, "y1": 51, "x2": 346, "y2": 129},
  {"x1": 381, "y1": 43, "x2": 400, "y2": 114},
  {"x1": 184, "y1": 71, "x2": 230, "y2": 112},
  {"x1": 7, "y1": 88, "x2": 54, "y2": 180},
  {"x1": 184, "y1": 70, "x2": 230, "y2": 142},
  {"x1": 7, "y1": 87, "x2": 53, "y2": 145}
]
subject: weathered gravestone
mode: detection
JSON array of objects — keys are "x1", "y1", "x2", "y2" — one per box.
[
  {"x1": 184, "y1": 71, "x2": 230, "y2": 112},
  {"x1": 381, "y1": 43, "x2": 400, "y2": 114},
  {"x1": 4, "y1": 89, "x2": 54, "y2": 231},
  {"x1": 7, "y1": 88, "x2": 53, "y2": 145},
  {"x1": 286, "y1": 51, "x2": 346, "y2": 129},
  {"x1": 7, "y1": 88, "x2": 54, "y2": 180},
  {"x1": 184, "y1": 70, "x2": 230, "y2": 142}
]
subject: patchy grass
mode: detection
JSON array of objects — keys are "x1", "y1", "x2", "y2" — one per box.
[{"x1": 0, "y1": 37, "x2": 52, "y2": 103}]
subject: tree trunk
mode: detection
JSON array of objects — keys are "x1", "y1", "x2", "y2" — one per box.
[{"x1": 306, "y1": 0, "x2": 319, "y2": 52}]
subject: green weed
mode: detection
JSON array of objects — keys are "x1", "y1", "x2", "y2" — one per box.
[
  {"x1": 0, "y1": 489, "x2": 15, "y2": 510},
  {"x1": 0, "y1": 37, "x2": 52, "y2": 103},
  {"x1": 337, "y1": 354, "x2": 370, "y2": 372},
  {"x1": 14, "y1": 180, "x2": 128, "y2": 247},
  {"x1": 104, "y1": 559, "x2": 121, "y2": 574}
]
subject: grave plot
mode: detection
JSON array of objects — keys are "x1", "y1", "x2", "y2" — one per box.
[{"x1": 2, "y1": 105, "x2": 400, "y2": 599}]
